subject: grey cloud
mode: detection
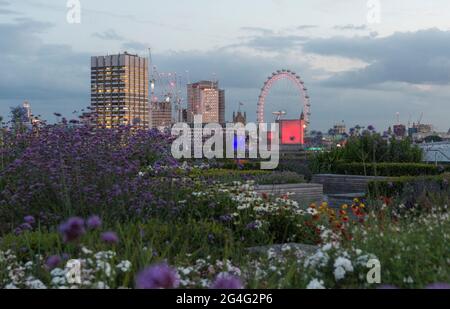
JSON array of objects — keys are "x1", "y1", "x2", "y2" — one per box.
[
  {"x1": 122, "y1": 41, "x2": 149, "y2": 51},
  {"x1": 238, "y1": 34, "x2": 308, "y2": 52},
  {"x1": 0, "y1": 8, "x2": 16, "y2": 15},
  {"x1": 303, "y1": 29, "x2": 450, "y2": 86},
  {"x1": 240, "y1": 26, "x2": 273, "y2": 35},
  {"x1": 0, "y1": 18, "x2": 89, "y2": 119},
  {"x1": 297, "y1": 25, "x2": 318, "y2": 30},
  {"x1": 0, "y1": 0, "x2": 18, "y2": 15},
  {"x1": 153, "y1": 50, "x2": 311, "y2": 89},
  {"x1": 334, "y1": 24, "x2": 368, "y2": 31},
  {"x1": 92, "y1": 29, "x2": 125, "y2": 41}
]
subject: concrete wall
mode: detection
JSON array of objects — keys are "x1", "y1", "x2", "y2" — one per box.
[
  {"x1": 312, "y1": 174, "x2": 388, "y2": 194},
  {"x1": 254, "y1": 183, "x2": 323, "y2": 206}
]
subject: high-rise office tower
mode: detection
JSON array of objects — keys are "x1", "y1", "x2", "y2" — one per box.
[
  {"x1": 150, "y1": 101, "x2": 172, "y2": 129},
  {"x1": 91, "y1": 52, "x2": 149, "y2": 129},
  {"x1": 22, "y1": 100, "x2": 32, "y2": 122},
  {"x1": 187, "y1": 81, "x2": 225, "y2": 124}
]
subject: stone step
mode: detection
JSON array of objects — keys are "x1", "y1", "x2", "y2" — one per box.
[
  {"x1": 312, "y1": 174, "x2": 388, "y2": 194},
  {"x1": 254, "y1": 183, "x2": 324, "y2": 206}
]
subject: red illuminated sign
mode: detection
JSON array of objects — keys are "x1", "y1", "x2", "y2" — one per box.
[{"x1": 280, "y1": 120, "x2": 305, "y2": 145}]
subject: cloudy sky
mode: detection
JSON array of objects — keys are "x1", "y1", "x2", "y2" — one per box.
[{"x1": 1, "y1": 0, "x2": 450, "y2": 131}]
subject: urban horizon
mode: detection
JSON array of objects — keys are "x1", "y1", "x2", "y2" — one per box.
[
  {"x1": 1, "y1": 1, "x2": 450, "y2": 133},
  {"x1": 1, "y1": 0, "x2": 450, "y2": 295}
]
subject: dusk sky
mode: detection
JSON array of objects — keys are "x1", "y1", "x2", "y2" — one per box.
[{"x1": 1, "y1": 0, "x2": 450, "y2": 131}]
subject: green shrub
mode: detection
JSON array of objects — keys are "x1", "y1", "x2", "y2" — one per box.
[
  {"x1": 309, "y1": 133, "x2": 423, "y2": 174},
  {"x1": 367, "y1": 174, "x2": 450, "y2": 199},
  {"x1": 335, "y1": 162, "x2": 441, "y2": 177},
  {"x1": 190, "y1": 169, "x2": 304, "y2": 185}
]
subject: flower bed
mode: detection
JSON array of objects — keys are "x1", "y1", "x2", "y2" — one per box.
[{"x1": 0, "y1": 123, "x2": 448, "y2": 289}]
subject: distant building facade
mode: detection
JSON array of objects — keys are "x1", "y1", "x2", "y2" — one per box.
[
  {"x1": 333, "y1": 122, "x2": 346, "y2": 135},
  {"x1": 91, "y1": 52, "x2": 149, "y2": 129},
  {"x1": 233, "y1": 111, "x2": 247, "y2": 125},
  {"x1": 393, "y1": 124, "x2": 406, "y2": 138},
  {"x1": 187, "y1": 81, "x2": 225, "y2": 124},
  {"x1": 22, "y1": 100, "x2": 41, "y2": 126},
  {"x1": 150, "y1": 101, "x2": 172, "y2": 129}
]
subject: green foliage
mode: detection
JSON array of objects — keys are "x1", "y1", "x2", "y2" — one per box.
[
  {"x1": 310, "y1": 133, "x2": 423, "y2": 174},
  {"x1": 309, "y1": 150, "x2": 343, "y2": 174},
  {"x1": 343, "y1": 133, "x2": 422, "y2": 163},
  {"x1": 220, "y1": 160, "x2": 261, "y2": 170},
  {"x1": 191, "y1": 169, "x2": 305, "y2": 185},
  {"x1": 367, "y1": 174, "x2": 450, "y2": 200},
  {"x1": 347, "y1": 206, "x2": 450, "y2": 288},
  {"x1": 277, "y1": 159, "x2": 312, "y2": 181},
  {"x1": 424, "y1": 135, "x2": 443, "y2": 143},
  {"x1": 334, "y1": 162, "x2": 442, "y2": 177}
]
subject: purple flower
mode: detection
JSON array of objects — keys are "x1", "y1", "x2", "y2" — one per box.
[
  {"x1": 211, "y1": 273, "x2": 244, "y2": 289},
  {"x1": 45, "y1": 255, "x2": 62, "y2": 270},
  {"x1": 19, "y1": 223, "x2": 33, "y2": 231},
  {"x1": 426, "y1": 283, "x2": 450, "y2": 289},
  {"x1": 87, "y1": 215, "x2": 102, "y2": 230},
  {"x1": 246, "y1": 221, "x2": 261, "y2": 230},
  {"x1": 135, "y1": 263, "x2": 180, "y2": 289},
  {"x1": 59, "y1": 217, "x2": 85, "y2": 243},
  {"x1": 24, "y1": 215, "x2": 35, "y2": 225},
  {"x1": 101, "y1": 231, "x2": 119, "y2": 244},
  {"x1": 219, "y1": 214, "x2": 233, "y2": 223}
]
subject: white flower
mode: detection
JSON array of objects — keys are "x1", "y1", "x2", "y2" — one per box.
[
  {"x1": 307, "y1": 208, "x2": 318, "y2": 216},
  {"x1": 4, "y1": 283, "x2": 18, "y2": 289},
  {"x1": 50, "y1": 268, "x2": 66, "y2": 278},
  {"x1": 307, "y1": 279, "x2": 326, "y2": 289},
  {"x1": 116, "y1": 260, "x2": 132, "y2": 273},
  {"x1": 267, "y1": 248, "x2": 277, "y2": 260},
  {"x1": 322, "y1": 244, "x2": 333, "y2": 252},
  {"x1": 281, "y1": 244, "x2": 292, "y2": 252},
  {"x1": 81, "y1": 247, "x2": 93, "y2": 255},
  {"x1": 334, "y1": 266, "x2": 346, "y2": 281},
  {"x1": 403, "y1": 276, "x2": 414, "y2": 284},
  {"x1": 25, "y1": 277, "x2": 47, "y2": 289},
  {"x1": 94, "y1": 281, "x2": 109, "y2": 289},
  {"x1": 51, "y1": 276, "x2": 67, "y2": 286},
  {"x1": 304, "y1": 250, "x2": 329, "y2": 268},
  {"x1": 96, "y1": 261, "x2": 112, "y2": 277},
  {"x1": 334, "y1": 257, "x2": 354, "y2": 273}
]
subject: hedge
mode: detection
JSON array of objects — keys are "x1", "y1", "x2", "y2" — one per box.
[
  {"x1": 334, "y1": 163, "x2": 446, "y2": 177},
  {"x1": 190, "y1": 169, "x2": 305, "y2": 185},
  {"x1": 367, "y1": 174, "x2": 450, "y2": 199}
]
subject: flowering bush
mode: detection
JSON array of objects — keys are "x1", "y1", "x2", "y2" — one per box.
[
  {"x1": 0, "y1": 122, "x2": 448, "y2": 289},
  {"x1": 0, "y1": 123, "x2": 177, "y2": 231}
]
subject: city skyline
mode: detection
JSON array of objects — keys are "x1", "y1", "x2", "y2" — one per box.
[{"x1": 1, "y1": 1, "x2": 450, "y2": 131}]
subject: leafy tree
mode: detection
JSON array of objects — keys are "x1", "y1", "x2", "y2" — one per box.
[
  {"x1": 310, "y1": 132, "x2": 422, "y2": 173},
  {"x1": 424, "y1": 135, "x2": 443, "y2": 143},
  {"x1": 10, "y1": 106, "x2": 29, "y2": 133}
]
